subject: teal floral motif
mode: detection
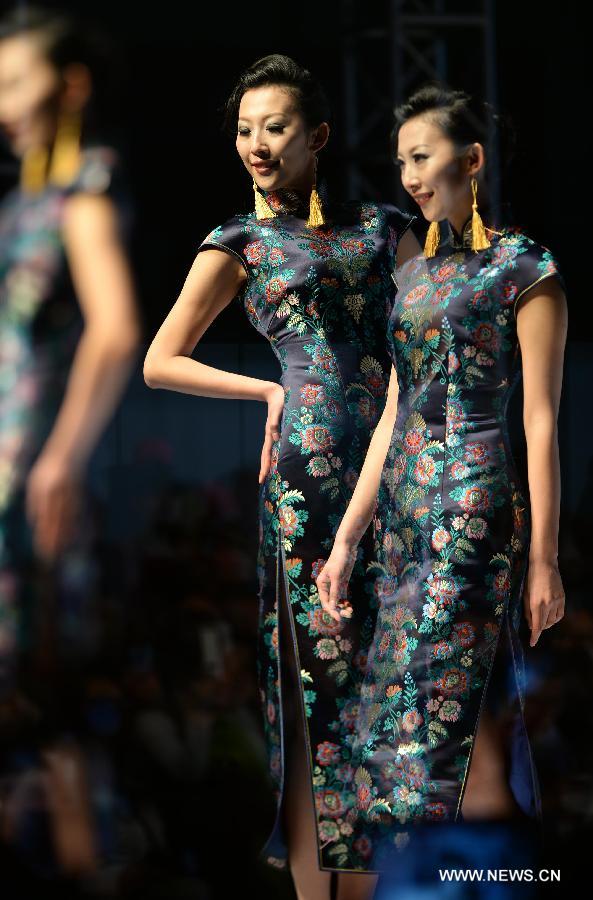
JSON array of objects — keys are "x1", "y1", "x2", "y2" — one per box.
[
  {"x1": 0, "y1": 147, "x2": 123, "y2": 676},
  {"x1": 352, "y1": 224, "x2": 563, "y2": 868},
  {"x1": 198, "y1": 195, "x2": 416, "y2": 871}
]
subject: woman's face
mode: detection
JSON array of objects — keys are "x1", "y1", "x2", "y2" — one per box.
[
  {"x1": 236, "y1": 84, "x2": 328, "y2": 193},
  {"x1": 0, "y1": 34, "x2": 61, "y2": 158},
  {"x1": 396, "y1": 114, "x2": 483, "y2": 223}
]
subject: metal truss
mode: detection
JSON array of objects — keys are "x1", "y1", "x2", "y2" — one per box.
[{"x1": 339, "y1": 0, "x2": 500, "y2": 219}]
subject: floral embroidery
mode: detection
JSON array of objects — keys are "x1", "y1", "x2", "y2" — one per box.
[
  {"x1": 199, "y1": 199, "x2": 415, "y2": 870},
  {"x1": 352, "y1": 228, "x2": 561, "y2": 866}
]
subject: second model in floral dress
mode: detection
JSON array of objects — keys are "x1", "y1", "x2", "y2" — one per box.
[
  {"x1": 197, "y1": 188, "x2": 416, "y2": 872},
  {"x1": 351, "y1": 217, "x2": 564, "y2": 869}
]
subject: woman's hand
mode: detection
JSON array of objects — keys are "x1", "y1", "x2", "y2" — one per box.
[
  {"x1": 524, "y1": 558, "x2": 565, "y2": 647},
  {"x1": 258, "y1": 383, "x2": 285, "y2": 484},
  {"x1": 25, "y1": 451, "x2": 83, "y2": 563},
  {"x1": 315, "y1": 539, "x2": 359, "y2": 623}
]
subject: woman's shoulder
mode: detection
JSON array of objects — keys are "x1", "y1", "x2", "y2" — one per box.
[
  {"x1": 494, "y1": 227, "x2": 564, "y2": 307},
  {"x1": 67, "y1": 145, "x2": 124, "y2": 195},
  {"x1": 200, "y1": 210, "x2": 261, "y2": 249},
  {"x1": 332, "y1": 199, "x2": 417, "y2": 233},
  {"x1": 495, "y1": 226, "x2": 561, "y2": 274},
  {"x1": 497, "y1": 225, "x2": 555, "y2": 255}
]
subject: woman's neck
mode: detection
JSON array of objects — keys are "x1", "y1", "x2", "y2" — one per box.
[{"x1": 448, "y1": 206, "x2": 473, "y2": 240}]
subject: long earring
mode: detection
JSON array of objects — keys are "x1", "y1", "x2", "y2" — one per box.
[
  {"x1": 470, "y1": 176, "x2": 491, "y2": 251},
  {"x1": 48, "y1": 111, "x2": 82, "y2": 187},
  {"x1": 253, "y1": 179, "x2": 275, "y2": 220},
  {"x1": 20, "y1": 144, "x2": 50, "y2": 194},
  {"x1": 424, "y1": 221, "x2": 440, "y2": 258},
  {"x1": 306, "y1": 155, "x2": 325, "y2": 228}
]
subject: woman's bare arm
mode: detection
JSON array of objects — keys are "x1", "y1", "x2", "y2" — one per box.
[
  {"x1": 335, "y1": 365, "x2": 399, "y2": 548},
  {"x1": 315, "y1": 365, "x2": 399, "y2": 620},
  {"x1": 40, "y1": 191, "x2": 141, "y2": 470},
  {"x1": 26, "y1": 190, "x2": 141, "y2": 560},
  {"x1": 516, "y1": 275, "x2": 568, "y2": 644},
  {"x1": 143, "y1": 248, "x2": 279, "y2": 403}
]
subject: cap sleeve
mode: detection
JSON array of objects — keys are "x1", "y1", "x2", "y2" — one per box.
[
  {"x1": 64, "y1": 146, "x2": 125, "y2": 198},
  {"x1": 64, "y1": 145, "x2": 133, "y2": 238},
  {"x1": 384, "y1": 203, "x2": 418, "y2": 243},
  {"x1": 196, "y1": 216, "x2": 252, "y2": 281},
  {"x1": 512, "y1": 237, "x2": 565, "y2": 319},
  {"x1": 380, "y1": 204, "x2": 423, "y2": 290}
]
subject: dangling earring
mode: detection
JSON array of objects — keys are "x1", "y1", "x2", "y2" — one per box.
[
  {"x1": 20, "y1": 144, "x2": 50, "y2": 194},
  {"x1": 470, "y1": 176, "x2": 491, "y2": 252},
  {"x1": 253, "y1": 179, "x2": 275, "y2": 220},
  {"x1": 424, "y1": 221, "x2": 440, "y2": 258},
  {"x1": 48, "y1": 111, "x2": 82, "y2": 187},
  {"x1": 306, "y1": 155, "x2": 325, "y2": 229}
]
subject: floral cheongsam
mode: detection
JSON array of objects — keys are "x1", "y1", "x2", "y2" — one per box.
[
  {"x1": 197, "y1": 187, "x2": 417, "y2": 871},
  {"x1": 351, "y1": 215, "x2": 565, "y2": 869},
  {"x1": 0, "y1": 146, "x2": 128, "y2": 687}
]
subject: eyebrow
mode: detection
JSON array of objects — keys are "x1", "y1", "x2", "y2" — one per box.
[
  {"x1": 397, "y1": 144, "x2": 430, "y2": 157},
  {"x1": 237, "y1": 112, "x2": 291, "y2": 122}
]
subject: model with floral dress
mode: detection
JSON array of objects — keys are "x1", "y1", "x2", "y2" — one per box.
[
  {"x1": 317, "y1": 85, "x2": 567, "y2": 873},
  {"x1": 144, "y1": 54, "x2": 423, "y2": 900}
]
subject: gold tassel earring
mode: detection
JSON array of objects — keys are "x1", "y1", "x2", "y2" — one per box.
[
  {"x1": 306, "y1": 155, "x2": 325, "y2": 229},
  {"x1": 470, "y1": 176, "x2": 491, "y2": 251},
  {"x1": 20, "y1": 144, "x2": 50, "y2": 194},
  {"x1": 423, "y1": 221, "x2": 440, "y2": 258},
  {"x1": 253, "y1": 180, "x2": 275, "y2": 220},
  {"x1": 48, "y1": 111, "x2": 82, "y2": 187}
]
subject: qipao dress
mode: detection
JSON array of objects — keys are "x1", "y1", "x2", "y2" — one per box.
[
  {"x1": 351, "y1": 216, "x2": 565, "y2": 869},
  {"x1": 196, "y1": 188, "x2": 417, "y2": 871},
  {"x1": 0, "y1": 146, "x2": 128, "y2": 690}
]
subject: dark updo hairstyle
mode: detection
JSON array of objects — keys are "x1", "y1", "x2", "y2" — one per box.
[
  {"x1": 392, "y1": 83, "x2": 516, "y2": 221},
  {"x1": 223, "y1": 53, "x2": 332, "y2": 136},
  {"x1": 0, "y1": 5, "x2": 125, "y2": 146}
]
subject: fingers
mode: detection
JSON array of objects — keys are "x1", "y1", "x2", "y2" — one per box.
[
  {"x1": 328, "y1": 575, "x2": 341, "y2": 622},
  {"x1": 529, "y1": 624, "x2": 542, "y2": 648},
  {"x1": 316, "y1": 570, "x2": 342, "y2": 623},
  {"x1": 258, "y1": 422, "x2": 281, "y2": 484},
  {"x1": 258, "y1": 432, "x2": 272, "y2": 484},
  {"x1": 529, "y1": 599, "x2": 565, "y2": 647}
]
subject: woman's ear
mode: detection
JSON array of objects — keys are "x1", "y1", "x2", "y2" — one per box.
[
  {"x1": 466, "y1": 141, "x2": 485, "y2": 178},
  {"x1": 309, "y1": 122, "x2": 330, "y2": 153},
  {"x1": 60, "y1": 63, "x2": 92, "y2": 114}
]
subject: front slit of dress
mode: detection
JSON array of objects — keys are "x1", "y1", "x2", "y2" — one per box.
[
  {"x1": 454, "y1": 579, "x2": 543, "y2": 831},
  {"x1": 260, "y1": 524, "x2": 326, "y2": 871}
]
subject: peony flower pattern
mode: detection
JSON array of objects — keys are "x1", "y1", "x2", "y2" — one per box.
[
  {"x1": 352, "y1": 224, "x2": 564, "y2": 868},
  {"x1": 199, "y1": 194, "x2": 417, "y2": 871}
]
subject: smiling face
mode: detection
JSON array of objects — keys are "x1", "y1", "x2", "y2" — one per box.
[
  {"x1": 396, "y1": 113, "x2": 484, "y2": 229},
  {"x1": 236, "y1": 84, "x2": 329, "y2": 193}
]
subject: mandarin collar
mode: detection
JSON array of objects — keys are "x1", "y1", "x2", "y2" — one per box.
[
  {"x1": 259, "y1": 177, "x2": 330, "y2": 219},
  {"x1": 443, "y1": 214, "x2": 474, "y2": 250},
  {"x1": 261, "y1": 186, "x2": 310, "y2": 217}
]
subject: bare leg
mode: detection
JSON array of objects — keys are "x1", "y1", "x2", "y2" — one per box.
[
  {"x1": 336, "y1": 872, "x2": 379, "y2": 900},
  {"x1": 279, "y1": 575, "x2": 331, "y2": 900},
  {"x1": 43, "y1": 740, "x2": 98, "y2": 876},
  {"x1": 461, "y1": 706, "x2": 521, "y2": 820}
]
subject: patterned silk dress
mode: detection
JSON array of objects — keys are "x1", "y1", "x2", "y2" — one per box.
[
  {"x1": 351, "y1": 216, "x2": 565, "y2": 870},
  {"x1": 197, "y1": 188, "x2": 417, "y2": 872},
  {"x1": 0, "y1": 146, "x2": 128, "y2": 689}
]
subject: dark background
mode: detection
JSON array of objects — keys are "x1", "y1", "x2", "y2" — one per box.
[
  {"x1": 1, "y1": 1, "x2": 584, "y2": 339},
  {"x1": 0, "y1": 2, "x2": 588, "y2": 898}
]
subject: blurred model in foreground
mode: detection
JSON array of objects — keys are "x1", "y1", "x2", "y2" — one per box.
[{"x1": 0, "y1": 5, "x2": 140, "y2": 875}]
